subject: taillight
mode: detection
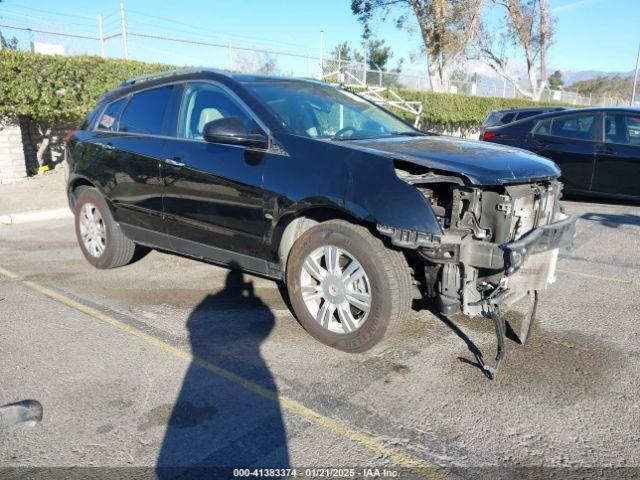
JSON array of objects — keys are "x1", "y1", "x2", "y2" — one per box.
[
  {"x1": 64, "y1": 130, "x2": 76, "y2": 148},
  {"x1": 482, "y1": 131, "x2": 497, "y2": 141}
]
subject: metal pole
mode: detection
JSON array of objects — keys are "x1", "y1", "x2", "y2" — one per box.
[
  {"x1": 227, "y1": 42, "x2": 232, "y2": 71},
  {"x1": 98, "y1": 14, "x2": 105, "y2": 58},
  {"x1": 378, "y1": 65, "x2": 382, "y2": 87},
  {"x1": 120, "y1": 2, "x2": 129, "y2": 60},
  {"x1": 318, "y1": 30, "x2": 324, "y2": 80},
  {"x1": 363, "y1": 46, "x2": 367, "y2": 85},
  {"x1": 631, "y1": 42, "x2": 640, "y2": 106}
]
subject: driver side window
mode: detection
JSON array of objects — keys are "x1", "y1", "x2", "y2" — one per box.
[{"x1": 178, "y1": 83, "x2": 255, "y2": 140}]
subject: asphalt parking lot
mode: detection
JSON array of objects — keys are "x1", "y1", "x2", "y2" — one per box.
[{"x1": 1, "y1": 197, "x2": 639, "y2": 479}]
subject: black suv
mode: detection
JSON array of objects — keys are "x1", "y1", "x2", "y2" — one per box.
[{"x1": 66, "y1": 68, "x2": 575, "y2": 365}]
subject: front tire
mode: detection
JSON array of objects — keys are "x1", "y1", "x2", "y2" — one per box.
[
  {"x1": 286, "y1": 220, "x2": 412, "y2": 353},
  {"x1": 74, "y1": 187, "x2": 140, "y2": 269}
]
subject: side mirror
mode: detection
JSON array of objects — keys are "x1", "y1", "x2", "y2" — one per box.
[{"x1": 202, "y1": 117, "x2": 268, "y2": 149}]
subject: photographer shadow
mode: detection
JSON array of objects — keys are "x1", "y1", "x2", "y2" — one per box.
[{"x1": 157, "y1": 266, "x2": 289, "y2": 478}]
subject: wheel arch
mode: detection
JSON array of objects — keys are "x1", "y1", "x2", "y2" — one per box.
[
  {"x1": 272, "y1": 204, "x2": 375, "y2": 274},
  {"x1": 67, "y1": 176, "x2": 97, "y2": 210}
]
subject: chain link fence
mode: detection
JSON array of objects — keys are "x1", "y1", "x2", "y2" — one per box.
[{"x1": 1, "y1": 3, "x2": 637, "y2": 108}]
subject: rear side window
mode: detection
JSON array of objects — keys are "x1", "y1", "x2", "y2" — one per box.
[
  {"x1": 534, "y1": 113, "x2": 596, "y2": 140},
  {"x1": 97, "y1": 98, "x2": 126, "y2": 131},
  {"x1": 550, "y1": 113, "x2": 595, "y2": 140},
  {"x1": 118, "y1": 86, "x2": 174, "y2": 135}
]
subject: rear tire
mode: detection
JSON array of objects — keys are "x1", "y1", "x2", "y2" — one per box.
[
  {"x1": 74, "y1": 187, "x2": 141, "y2": 269},
  {"x1": 286, "y1": 220, "x2": 412, "y2": 353}
]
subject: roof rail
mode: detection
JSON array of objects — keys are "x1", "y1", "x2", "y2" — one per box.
[{"x1": 119, "y1": 67, "x2": 228, "y2": 87}]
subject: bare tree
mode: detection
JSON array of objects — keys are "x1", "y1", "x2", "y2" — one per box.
[
  {"x1": 351, "y1": 0, "x2": 484, "y2": 91},
  {"x1": 479, "y1": 0, "x2": 555, "y2": 100}
]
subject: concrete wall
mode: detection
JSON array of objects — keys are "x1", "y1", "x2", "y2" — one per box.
[
  {"x1": 0, "y1": 124, "x2": 27, "y2": 183},
  {"x1": 19, "y1": 117, "x2": 71, "y2": 173},
  {"x1": 0, "y1": 119, "x2": 71, "y2": 183}
]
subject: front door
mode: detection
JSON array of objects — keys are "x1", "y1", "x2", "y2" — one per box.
[
  {"x1": 161, "y1": 81, "x2": 268, "y2": 271},
  {"x1": 529, "y1": 111, "x2": 599, "y2": 193},
  {"x1": 592, "y1": 111, "x2": 640, "y2": 197}
]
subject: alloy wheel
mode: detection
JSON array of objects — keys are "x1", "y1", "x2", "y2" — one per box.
[
  {"x1": 79, "y1": 202, "x2": 106, "y2": 258},
  {"x1": 300, "y1": 245, "x2": 372, "y2": 334}
]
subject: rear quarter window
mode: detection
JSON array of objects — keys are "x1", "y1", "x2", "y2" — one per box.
[
  {"x1": 533, "y1": 118, "x2": 552, "y2": 135},
  {"x1": 534, "y1": 113, "x2": 596, "y2": 140},
  {"x1": 482, "y1": 111, "x2": 504, "y2": 127},
  {"x1": 97, "y1": 98, "x2": 126, "y2": 131}
]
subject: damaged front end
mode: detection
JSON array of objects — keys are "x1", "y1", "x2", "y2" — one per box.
[{"x1": 378, "y1": 164, "x2": 577, "y2": 376}]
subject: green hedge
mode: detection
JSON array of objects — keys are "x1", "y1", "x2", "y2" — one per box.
[
  {"x1": 395, "y1": 89, "x2": 567, "y2": 130},
  {"x1": 0, "y1": 50, "x2": 171, "y2": 123},
  {"x1": 1, "y1": 50, "x2": 567, "y2": 130}
]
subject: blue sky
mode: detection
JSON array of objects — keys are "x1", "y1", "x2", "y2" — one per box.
[{"x1": 0, "y1": 0, "x2": 638, "y2": 75}]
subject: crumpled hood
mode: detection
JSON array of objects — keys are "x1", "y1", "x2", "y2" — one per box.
[{"x1": 347, "y1": 135, "x2": 560, "y2": 185}]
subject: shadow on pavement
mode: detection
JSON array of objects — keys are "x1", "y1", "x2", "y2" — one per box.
[
  {"x1": 580, "y1": 212, "x2": 640, "y2": 228},
  {"x1": 157, "y1": 266, "x2": 289, "y2": 479}
]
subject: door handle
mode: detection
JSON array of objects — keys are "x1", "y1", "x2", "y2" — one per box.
[
  {"x1": 164, "y1": 158, "x2": 185, "y2": 168},
  {"x1": 596, "y1": 147, "x2": 616, "y2": 156}
]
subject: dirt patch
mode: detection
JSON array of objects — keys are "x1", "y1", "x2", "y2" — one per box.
[
  {"x1": 108, "y1": 399, "x2": 133, "y2": 410},
  {"x1": 96, "y1": 424, "x2": 114, "y2": 434},
  {"x1": 137, "y1": 402, "x2": 218, "y2": 431},
  {"x1": 392, "y1": 364, "x2": 410, "y2": 375}
]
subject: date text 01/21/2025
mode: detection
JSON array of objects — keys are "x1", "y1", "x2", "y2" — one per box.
[{"x1": 232, "y1": 468, "x2": 400, "y2": 477}]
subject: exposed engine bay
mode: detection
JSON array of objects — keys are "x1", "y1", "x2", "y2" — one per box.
[{"x1": 378, "y1": 164, "x2": 577, "y2": 376}]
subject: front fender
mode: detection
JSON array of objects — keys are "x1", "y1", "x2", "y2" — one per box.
[
  {"x1": 272, "y1": 133, "x2": 443, "y2": 236},
  {"x1": 344, "y1": 162, "x2": 443, "y2": 235}
]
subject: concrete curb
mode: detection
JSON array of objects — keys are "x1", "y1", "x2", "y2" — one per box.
[{"x1": 0, "y1": 208, "x2": 72, "y2": 225}]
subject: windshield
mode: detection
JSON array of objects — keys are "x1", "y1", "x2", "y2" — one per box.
[{"x1": 243, "y1": 81, "x2": 418, "y2": 140}]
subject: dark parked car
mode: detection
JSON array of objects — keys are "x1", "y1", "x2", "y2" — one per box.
[
  {"x1": 481, "y1": 107, "x2": 640, "y2": 200},
  {"x1": 65, "y1": 69, "x2": 575, "y2": 369},
  {"x1": 480, "y1": 106, "x2": 566, "y2": 139}
]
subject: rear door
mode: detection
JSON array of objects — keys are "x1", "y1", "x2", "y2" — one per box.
[
  {"x1": 528, "y1": 111, "x2": 600, "y2": 193},
  {"x1": 161, "y1": 81, "x2": 269, "y2": 268},
  {"x1": 103, "y1": 85, "x2": 178, "y2": 233},
  {"x1": 592, "y1": 111, "x2": 640, "y2": 197}
]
